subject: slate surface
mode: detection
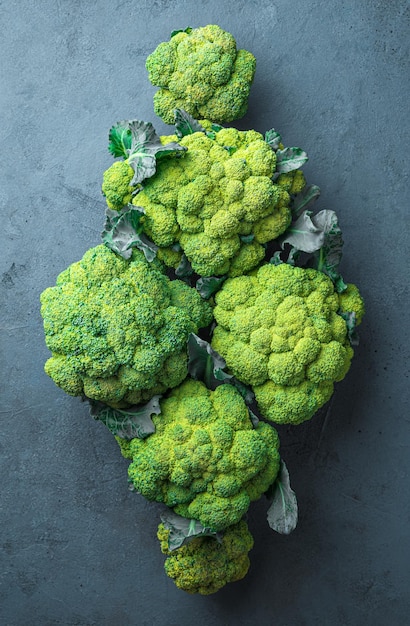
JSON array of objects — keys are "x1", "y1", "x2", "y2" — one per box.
[{"x1": 1, "y1": 1, "x2": 409, "y2": 624}]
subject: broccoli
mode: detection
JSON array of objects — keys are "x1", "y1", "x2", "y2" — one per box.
[
  {"x1": 157, "y1": 519, "x2": 253, "y2": 595},
  {"x1": 146, "y1": 25, "x2": 256, "y2": 124},
  {"x1": 125, "y1": 379, "x2": 280, "y2": 531},
  {"x1": 211, "y1": 263, "x2": 365, "y2": 425},
  {"x1": 129, "y1": 125, "x2": 297, "y2": 276},
  {"x1": 40, "y1": 245, "x2": 212, "y2": 407},
  {"x1": 102, "y1": 161, "x2": 135, "y2": 210}
]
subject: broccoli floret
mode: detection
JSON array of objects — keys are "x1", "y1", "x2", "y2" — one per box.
[
  {"x1": 157, "y1": 520, "x2": 253, "y2": 595},
  {"x1": 211, "y1": 263, "x2": 364, "y2": 425},
  {"x1": 102, "y1": 161, "x2": 135, "y2": 210},
  {"x1": 126, "y1": 380, "x2": 280, "y2": 530},
  {"x1": 133, "y1": 127, "x2": 293, "y2": 276},
  {"x1": 40, "y1": 245, "x2": 213, "y2": 407},
  {"x1": 338, "y1": 283, "x2": 365, "y2": 325},
  {"x1": 146, "y1": 25, "x2": 256, "y2": 124}
]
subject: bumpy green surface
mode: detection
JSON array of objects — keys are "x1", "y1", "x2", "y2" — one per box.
[
  {"x1": 102, "y1": 161, "x2": 135, "y2": 210},
  {"x1": 126, "y1": 379, "x2": 280, "y2": 531},
  {"x1": 130, "y1": 126, "x2": 296, "y2": 276},
  {"x1": 157, "y1": 520, "x2": 253, "y2": 595},
  {"x1": 146, "y1": 25, "x2": 256, "y2": 124},
  {"x1": 211, "y1": 263, "x2": 363, "y2": 424},
  {"x1": 40, "y1": 245, "x2": 212, "y2": 407}
]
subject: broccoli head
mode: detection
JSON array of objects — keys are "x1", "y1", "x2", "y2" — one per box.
[
  {"x1": 102, "y1": 161, "x2": 135, "y2": 210},
  {"x1": 211, "y1": 263, "x2": 364, "y2": 425},
  {"x1": 126, "y1": 379, "x2": 280, "y2": 531},
  {"x1": 132, "y1": 126, "x2": 296, "y2": 276},
  {"x1": 157, "y1": 519, "x2": 253, "y2": 595},
  {"x1": 146, "y1": 25, "x2": 256, "y2": 124},
  {"x1": 40, "y1": 245, "x2": 213, "y2": 407}
]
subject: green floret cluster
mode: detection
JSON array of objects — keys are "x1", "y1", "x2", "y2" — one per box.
[
  {"x1": 102, "y1": 161, "x2": 135, "y2": 210},
  {"x1": 132, "y1": 126, "x2": 294, "y2": 276},
  {"x1": 40, "y1": 245, "x2": 212, "y2": 407},
  {"x1": 146, "y1": 25, "x2": 256, "y2": 124},
  {"x1": 126, "y1": 379, "x2": 280, "y2": 531},
  {"x1": 211, "y1": 263, "x2": 364, "y2": 424},
  {"x1": 157, "y1": 520, "x2": 253, "y2": 595}
]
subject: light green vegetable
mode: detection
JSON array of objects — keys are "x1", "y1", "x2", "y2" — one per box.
[
  {"x1": 211, "y1": 262, "x2": 364, "y2": 424},
  {"x1": 125, "y1": 379, "x2": 280, "y2": 531},
  {"x1": 40, "y1": 245, "x2": 212, "y2": 407},
  {"x1": 146, "y1": 25, "x2": 256, "y2": 124},
  {"x1": 157, "y1": 519, "x2": 254, "y2": 595}
]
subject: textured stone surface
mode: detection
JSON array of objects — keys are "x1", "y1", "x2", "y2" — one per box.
[{"x1": 1, "y1": 1, "x2": 409, "y2": 624}]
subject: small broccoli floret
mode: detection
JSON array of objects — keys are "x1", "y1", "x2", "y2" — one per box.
[
  {"x1": 127, "y1": 380, "x2": 280, "y2": 530},
  {"x1": 338, "y1": 283, "x2": 365, "y2": 325},
  {"x1": 157, "y1": 520, "x2": 253, "y2": 595},
  {"x1": 40, "y1": 245, "x2": 213, "y2": 407},
  {"x1": 133, "y1": 127, "x2": 293, "y2": 276},
  {"x1": 146, "y1": 25, "x2": 256, "y2": 124},
  {"x1": 102, "y1": 161, "x2": 135, "y2": 210},
  {"x1": 212, "y1": 263, "x2": 364, "y2": 424}
]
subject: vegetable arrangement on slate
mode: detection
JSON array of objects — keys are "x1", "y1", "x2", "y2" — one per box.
[{"x1": 40, "y1": 24, "x2": 365, "y2": 595}]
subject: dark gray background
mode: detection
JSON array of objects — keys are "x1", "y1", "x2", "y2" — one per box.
[{"x1": 1, "y1": 1, "x2": 409, "y2": 624}]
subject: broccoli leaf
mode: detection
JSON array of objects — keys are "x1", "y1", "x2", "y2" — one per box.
[
  {"x1": 265, "y1": 128, "x2": 282, "y2": 151},
  {"x1": 174, "y1": 109, "x2": 206, "y2": 138},
  {"x1": 187, "y1": 333, "x2": 233, "y2": 389},
  {"x1": 240, "y1": 234, "x2": 255, "y2": 244},
  {"x1": 276, "y1": 147, "x2": 308, "y2": 173},
  {"x1": 126, "y1": 120, "x2": 186, "y2": 185},
  {"x1": 224, "y1": 146, "x2": 237, "y2": 156},
  {"x1": 175, "y1": 253, "x2": 194, "y2": 278},
  {"x1": 89, "y1": 396, "x2": 161, "y2": 440},
  {"x1": 195, "y1": 275, "x2": 227, "y2": 299},
  {"x1": 311, "y1": 211, "x2": 347, "y2": 292},
  {"x1": 102, "y1": 205, "x2": 158, "y2": 262},
  {"x1": 291, "y1": 184, "x2": 321, "y2": 217},
  {"x1": 170, "y1": 27, "x2": 192, "y2": 38},
  {"x1": 339, "y1": 311, "x2": 359, "y2": 346},
  {"x1": 108, "y1": 121, "x2": 133, "y2": 158},
  {"x1": 160, "y1": 510, "x2": 221, "y2": 551},
  {"x1": 211, "y1": 123, "x2": 224, "y2": 133},
  {"x1": 279, "y1": 210, "x2": 326, "y2": 254},
  {"x1": 267, "y1": 461, "x2": 298, "y2": 535}
]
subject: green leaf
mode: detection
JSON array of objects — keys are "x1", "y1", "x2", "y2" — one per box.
[
  {"x1": 279, "y1": 210, "x2": 326, "y2": 254},
  {"x1": 310, "y1": 211, "x2": 346, "y2": 292},
  {"x1": 170, "y1": 27, "x2": 192, "y2": 38},
  {"x1": 265, "y1": 128, "x2": 281, "y2": 151},
  {"x1": 211, "y1": 123, "x2": 224, "y2": 133},
  {"x1": 276, "y1": 147, "x2": 308, "y2": 173},
  {"x1": 339, "y1": 311, "x2": 359, "y2": 346},
  {"x1": 267, "y1": 461, "x2": 298, "y2": 535},
  {"x1": 223, "y1": 146, "x2": 237, "y2": 156},
  {"x1": 160, "y1": 510, "x2": 221, "y2": 551},
  {"x1": 102, "y1": 205, "x2": 158, "y2": 261},
  {"x1": 126, "y1": 120, "x2": 186, "y2": 185},
  {"x1": 240, "y1": 234, "x2": 255, "y2": 244},
  {"x1": 195, "y1": 275, "x2": 227, "y2": 299},
  {"x1": 291, "y1": 184, "x2": 321, "y2": 217},
  {"x1": 108, "y1": 121, "x2": 133, "y2": 158},
  {"x1": 187, "y1": 333, "x2": 233, "y2": 389},
  {"x1": 175, "y1": 254, "x2": 193, "y2": 278},
  {"x1": 89, "y1": 396, "x2": 161, "y2": 440},
  {"x1": 174, "y1": 109, "x2": 206, "y2": 139}
]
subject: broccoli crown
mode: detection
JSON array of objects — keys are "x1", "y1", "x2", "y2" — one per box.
[
  {"x1": 127, "y1": 379, "x2": 280, "y2": 531},
  {"x1": 146, "y1": 25, "x2": 256, "y2": 124},
  {"x1": 102, "y1": 161, "x2": 135, "y2": 211},
  {"x1": 211, "y1": 263, "x2": 363, "y2": 424},
  {"x1": 133, "y1": 127, "x2": 295, "y2": 276},
  {"x1": 40, "y1": 245, "x2": 213, "y2": 407},
  {"x1": 157, "y1": 520, "x2": 253, "y2": 595},
  {"x1": 338, "y1": 283, "x2": 365, "y2": 325}
]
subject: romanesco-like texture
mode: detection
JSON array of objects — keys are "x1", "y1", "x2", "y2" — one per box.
[
  {"x1": 40, "y1": 245, "x2": 212, "y2": 407},
  {"x1": 157, "y1": 520, "x2": 253, "y2": 595},
  {"x1": 126, "y1": 380, "x2": 280, "y2": 531},
  {"x1": 102, "y1": 161, "x2": 135, "y2": 210},
  {"x1": 211, "y1": 263, "x2": 364, "y2": 425},
  {"x1": 132, "y1": 126, "x2": 296, "y2": 276},
  {"x1": 146, "y1": 25, "x2": 256, "y2": 124}
]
